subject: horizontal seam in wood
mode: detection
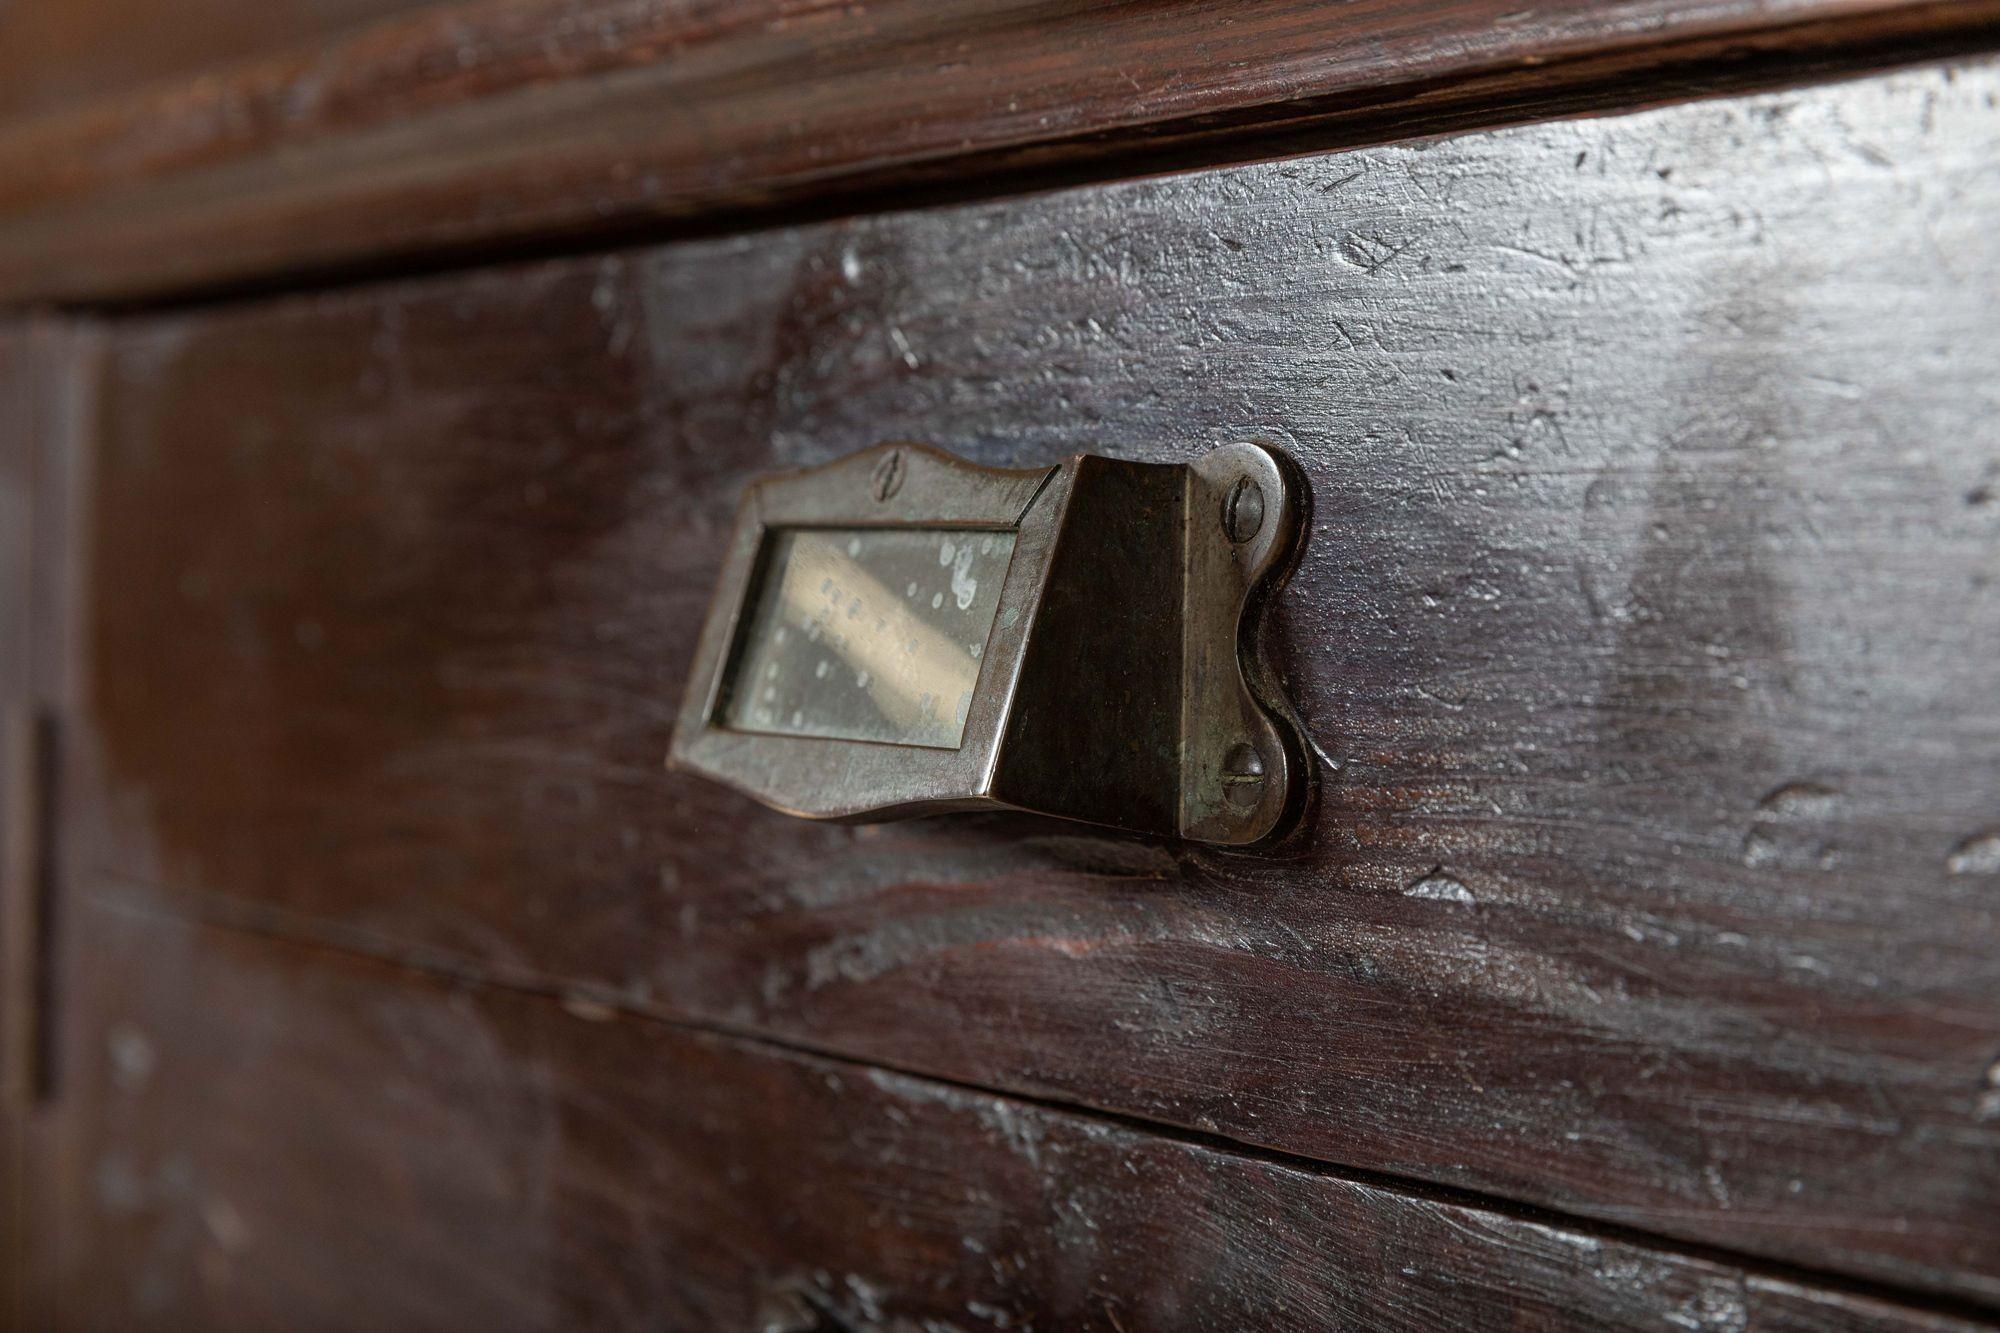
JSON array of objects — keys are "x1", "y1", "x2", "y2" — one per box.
[{"x1": 84, "y1": 875, "x2": 2000, "y2": 1327}]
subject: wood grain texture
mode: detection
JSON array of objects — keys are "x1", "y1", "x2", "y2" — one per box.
[
  {"x1": 3, "y1": 0, "x2": 2000, "y2": 304},
  {"x1": 0, "y1": 0, "x2": 446, "y2": 121},
  {"x1": 39, "y1": 893, "x2": 1992, "y2": 1331},
  {"x1": 79, "y1": 62, "x2": 2000, "y2": 1301}
]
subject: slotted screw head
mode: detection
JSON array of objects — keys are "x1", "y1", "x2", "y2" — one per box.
[
  {"x1": 1223, "y1": 476, "x2": 1265, "y2": 543},
  {"x1": 1222, "y1": 743, "x2": 1267, "y2": 808},
  {"x1": 872, "y1": 449, "x2": 906, "y2": 502}
]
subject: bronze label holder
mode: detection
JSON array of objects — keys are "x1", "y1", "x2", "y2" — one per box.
[{"x1": 670, "y1": 441, "x2": 1309, "y2": 845}]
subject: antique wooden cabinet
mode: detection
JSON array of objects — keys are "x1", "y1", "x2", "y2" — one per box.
[{"x1": 2, "y1": 1, "x2": 1999, "y2": 1328}]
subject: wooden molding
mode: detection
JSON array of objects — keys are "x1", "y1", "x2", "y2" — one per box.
[{"x1": 0, "y1": 0, "x2": 1998, "y2": 304}]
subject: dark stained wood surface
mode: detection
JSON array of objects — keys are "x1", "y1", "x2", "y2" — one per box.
[
  {"x1": 0, "y1": 332, "x2": 32, "y2": 705},
  {"x1": 0, "y1": 326, "x2": 36, "y2": 1331},
  {"x1": 3, "y1": 0, "x2": 2000, "y2": 304},
  {"x1": 39, "y1": 893, "x2": 1994, "y2": 1331},
  {"x1": 74, "y1": 59, "x2": 2000, "y2": 1305},
  {"x1": 0, "y1": 0, "x2": 445, "y2": 121},
  {"x1": 1, "y1": 318, "x2": 95, "y2": 1331}
]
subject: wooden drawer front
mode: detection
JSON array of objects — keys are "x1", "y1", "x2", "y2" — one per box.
[
  {"x1": 46, "y1": 897, "x2": 1979, "y2": 1331},
  {"x1": 74, "y1": 58, "x2": 2000, "y2": 1304}
]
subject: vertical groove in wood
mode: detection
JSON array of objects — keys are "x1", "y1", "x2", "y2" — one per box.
[
  {"x1": 0, "y1": 707, "x2": 42, "y2": 1109},
  {"x1": 0, "y1": 709, "x2": 29, "y2": 1333},
  {"x1": 0, "y1": 315, "x2": 95, "y2": 1332},
  {"x1": 17, "y1": 714, "x2": 53, "y2": 1113}
]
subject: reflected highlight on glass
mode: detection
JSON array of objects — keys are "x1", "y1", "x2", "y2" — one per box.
[{"x1": 721, "y1": 527, "x2": 1017, "y2": 748}]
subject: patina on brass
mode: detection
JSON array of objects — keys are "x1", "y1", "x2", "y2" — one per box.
[{"x1": 670, "y1": 441, "x2": 1308, "y2": 845}]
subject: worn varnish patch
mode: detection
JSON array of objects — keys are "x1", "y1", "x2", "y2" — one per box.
[
  {"x1": 44, "y1": 897, "x2": 1991, "y2": 1330},
  {"x1": 81, "y1": 62, "x2": 2000, "y2": 1300}
]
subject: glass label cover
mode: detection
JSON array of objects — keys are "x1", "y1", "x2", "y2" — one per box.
[{"x1": 722, "y1": 527, "x2": 1016, "y2": 748}]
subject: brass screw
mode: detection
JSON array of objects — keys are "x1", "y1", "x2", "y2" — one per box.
[
  {"x1": 1221, "y1": 743, "x2": 1266, "y2": 808},
  {"x1": 1223, "y1": 476, "x2": 1265, "y2": 543},
  {"x1": 871, "y1": 449, "x2": 906, "y2": 502}
]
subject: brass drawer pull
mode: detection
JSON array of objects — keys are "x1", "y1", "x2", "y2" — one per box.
[{"x1": 671, "y1": 441, "x2": 1309, "y2": 844}]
